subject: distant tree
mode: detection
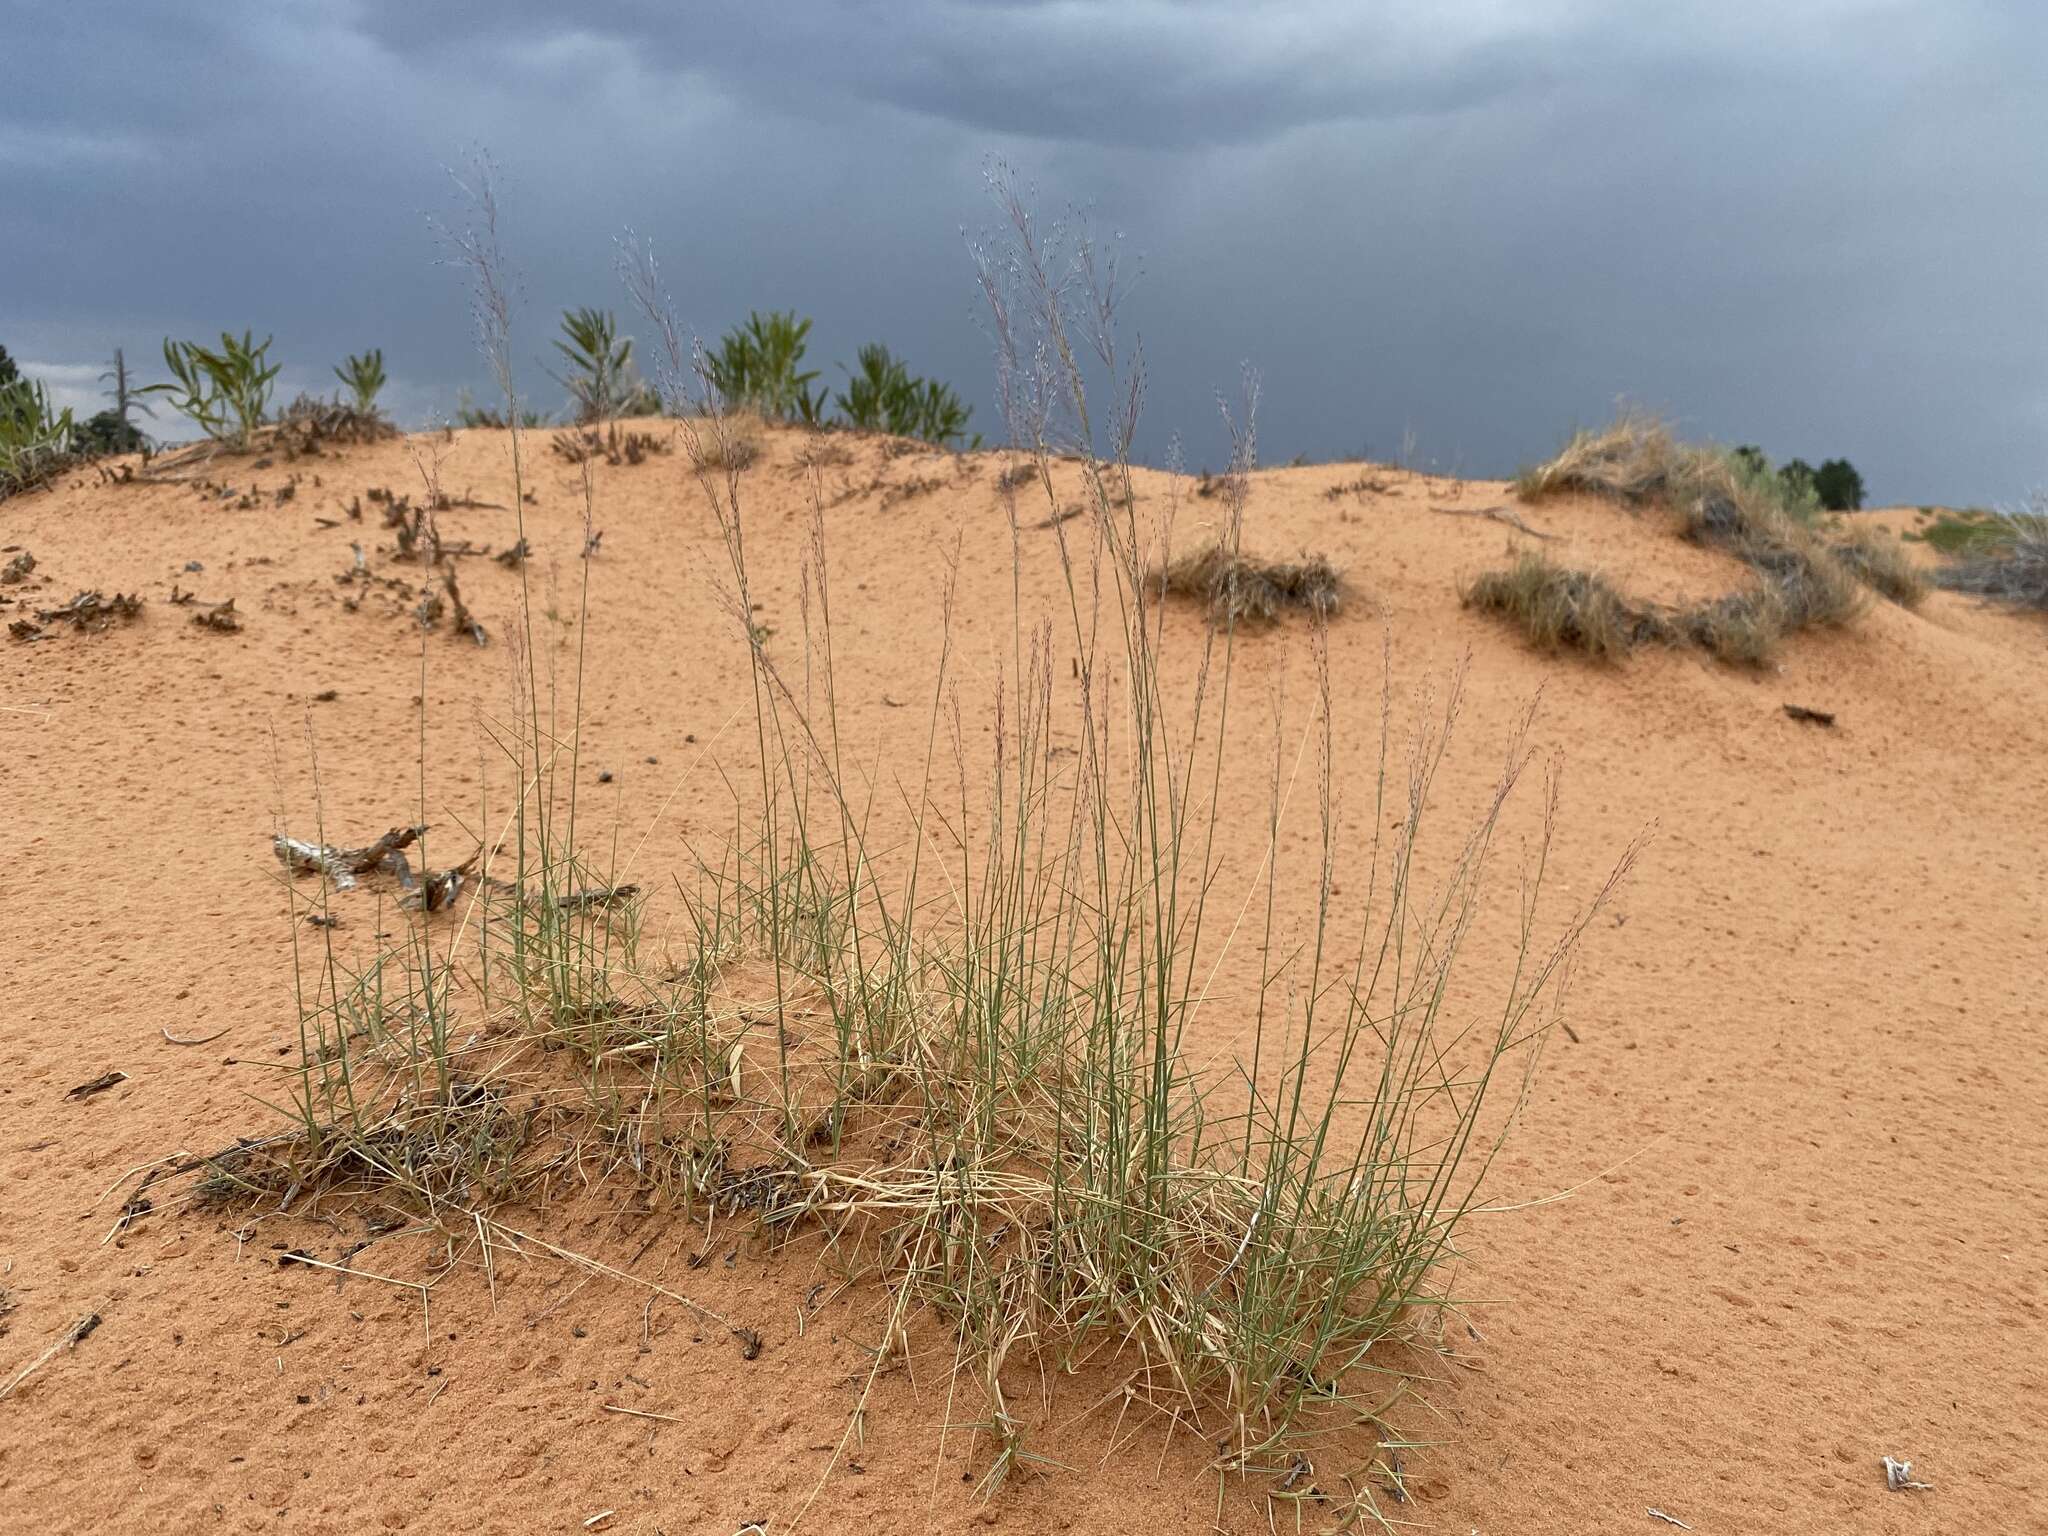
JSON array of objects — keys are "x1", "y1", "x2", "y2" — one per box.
[
  {"x1": 1813, "y1": 458, "x2": 1865, "y2": 512},
  {"x1": 1778, "y1": 457, "x2": 1818, "y2": 503},
  {"x1": 1731, "y1": 444, "x2": 1769, "y2": 477},
  {"x1": 76, "y1": 409, "x2": 145, "y2": 456},
  {"x1": 0, "y1": 343, "x2": 18, "y2": 390}
]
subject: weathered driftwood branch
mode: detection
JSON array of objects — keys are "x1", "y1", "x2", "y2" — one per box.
[
  {"x1": 272, "y1": 824, "x2": 426, "y2": 891},
  {"x1": 404, "y1": 852, "x2": 480, "y2": 912}
]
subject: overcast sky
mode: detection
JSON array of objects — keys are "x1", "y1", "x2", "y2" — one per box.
[{"x1": 6, "y1": 1, "x2": 2044, "y2": 504}]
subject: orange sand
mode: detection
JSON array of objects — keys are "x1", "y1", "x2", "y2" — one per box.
[{"x1": 2, "y1": 424, "x2": 2042, "y2": 1534}]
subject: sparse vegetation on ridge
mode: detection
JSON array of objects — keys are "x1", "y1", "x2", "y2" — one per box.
[{"x1": 1484, "y1": 413, "x2": 1918, "y2": 664}]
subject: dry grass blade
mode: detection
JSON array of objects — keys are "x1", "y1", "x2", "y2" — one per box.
[{"x1": 0, "y1": 1311, "x2": 101, "y2": 1403}]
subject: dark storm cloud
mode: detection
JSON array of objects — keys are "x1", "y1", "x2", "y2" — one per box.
[
  {"x1": 346, "y1": 0, "x2": 1554, "y2": 148},
  {"x1": 5, "y1": 1, "x2": 2045, "y2": 503}
]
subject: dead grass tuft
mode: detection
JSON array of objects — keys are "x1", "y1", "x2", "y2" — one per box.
[
  {"x1": 1462, "y1": 554, "x2": 1647, "y2": 662},
  {"x1": 1515, "y1": 411, "x2": 1686, "y2": 504},
  {"x1": 1831, "y1": 525, "x2": 1929, "y2": 608},
  {"x1": 1158, "y1": 542, "x2": 1345, "y2": 627}
]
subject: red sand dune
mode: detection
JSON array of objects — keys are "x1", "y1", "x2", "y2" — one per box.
[{"x1": 2, "y1": 424, "x2": 2042, "y2": 1534}]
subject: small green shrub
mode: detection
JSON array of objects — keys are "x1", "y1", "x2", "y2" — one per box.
[
  {"x1": 144, "y1": 331, "x2": 279, "y2": 444},
  {"x1": 1912, "y1": 507, "x2": 2039, "y2": 554},
  {"x1": 334, "y1": 349, "x2": 388, "y2": 415},
  {"x1": 834, "y1": 343, "x2": 979, "y2": 448},
  {"x1": 1776, "y1": 456, "x2": 1817, "y2": 505},
  {"x1": 705, "y1": 310, "x2": 826, "y2": 424}
]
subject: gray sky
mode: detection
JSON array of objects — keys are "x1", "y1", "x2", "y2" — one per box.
[{"x1": 5, "y1": 1, "x2": 2045, "y2": 504}]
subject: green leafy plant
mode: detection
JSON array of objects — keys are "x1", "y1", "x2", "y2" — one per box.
[
  {"x1": 551, "y1": 308, "x2": 645, "y2": 423},
  {"x1": 0, "y1": 365, "x2": 76, "y2": 493},
  {"x1": 144, "y1": 331, "x2": 280, "y2": 444},
  {"x1": 705, "y1": 310, "x2": 826, "y2": 423},
  {"x1": 834, "y1": 342, "x2": 979, "y2": 448},
  {"x1": 333, "y1": 348, "x2": 388, "y2": 415}
]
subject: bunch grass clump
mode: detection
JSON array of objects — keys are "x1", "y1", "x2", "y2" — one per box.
[
  {"x1": 131, "y1": 165, "x2": 1630, "y2": 1522},
  {"x1": 1158, "y1": 542, "x2": 1345, "y2": 627},
  {"x1": 1462, "y1": 554, "x2": 1649, "y2": 662},
  {"x1": 1514, "y1": 411, "x2": 1686, "y2": 504},
  {"x1": 1831, "y1": 525, "x2": 1929, "y2": 608},
  {"x1": 272, "y1": 392, "x2": 398, "y2": 452}
]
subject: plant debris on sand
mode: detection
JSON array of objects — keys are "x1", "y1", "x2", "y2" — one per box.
[{"x1": 10, "y1": 588, "x2": 144, "y2": 640}]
